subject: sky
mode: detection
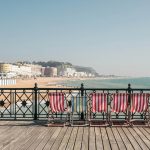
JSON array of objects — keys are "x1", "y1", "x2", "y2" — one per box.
[{"x1": 0, "y1": 0, "x2": 150, "y2": 77}]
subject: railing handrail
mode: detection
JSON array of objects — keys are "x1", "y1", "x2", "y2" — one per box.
[{"x1": 1, "y1": 87, "x2": 150, "y2": 91}]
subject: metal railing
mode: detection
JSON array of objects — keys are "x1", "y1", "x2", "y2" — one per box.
[{"x1": 0, "y1": 83, "x2": 150, "y2": 121}]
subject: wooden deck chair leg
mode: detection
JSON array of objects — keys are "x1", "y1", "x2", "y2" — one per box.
[
  {"x1": 128, "y1": 105, "x2": 133, "y2": 127},
  {"x1": 71, "y1": 112, "x2": 74, "y2": 126},
  {"x1": 105, "y1": 112, "x2": 109, "y2": 126},
  {"x1": 108, "y1": 103, "x2": 112, "y2": 126},
  {"x1": 107, "y1": 110, "x2": 111, "y2": 126},
  {"x1": 145, "y1": 111, "x2": 148, "y2": 125},
  {"x1": 47, "y1": 109, "x2": 53, "y2": 124},
  {"x1": 65, "y1": 112, "x2": 71, "y2": 126}
]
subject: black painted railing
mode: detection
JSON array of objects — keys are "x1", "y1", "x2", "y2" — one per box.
[{"x1": 0, "y1": 83, "x2": 149, "y2": 121}]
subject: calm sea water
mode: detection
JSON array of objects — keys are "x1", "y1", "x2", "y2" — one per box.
[{"x1": 61, "y1": 77, "x2": 150, "y2": 88}]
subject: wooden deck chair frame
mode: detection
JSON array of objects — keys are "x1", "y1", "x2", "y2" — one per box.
[
  {"x1": 70, "y1": 95, "x2": 89, "y2": 126},
  {"x1": 89, "y1": 93, "x2": 109, "y2": 127},
  {"x1": 47, "y1": 92, "x2": 69, "y2": 127},
  {"x1": 129, "y1": 93, "x2": 150, "y2": 127},
  {"x1": 109, "y1": 93, "x2": 129, "y2": 127}
]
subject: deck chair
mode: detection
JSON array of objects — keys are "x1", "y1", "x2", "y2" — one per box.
[
  {"x1": 110, "y1": 93, "x2": 129, "y2": 126},
  {"x1": 129, "y1": 93, "x2": 150, "y2": 126},
  {"x1": 70, "y1": 96, "x2": 88, "y2": 126},
  {"x1": 47, "y1": 92, "x2": 68, "y2": 126},
  {"x1": 89, "y1": 93, "x2": 108, "y2": 126}
]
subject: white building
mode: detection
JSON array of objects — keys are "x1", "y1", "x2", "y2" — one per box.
[
  {"x1": 26, "y1": 64, "x2": 42, "y2": 76},
  {"x1": 11, "y1": 65, "x2": 32, "y2": 77},
  {"x1": 61, "y1": 68, "x2": 76, "y2": 77},
  {"x1": 75, "y1": 72, "x2": 87, "y2": 78},
  {"x1": 50, "y1": 67, "x2": 57, "y2": 77}
]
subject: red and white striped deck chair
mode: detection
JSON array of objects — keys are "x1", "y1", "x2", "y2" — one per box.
[
  {"x1": 130, "y1": 93, "x2": 150, "y2": 126},
  {"x1": 48, "y1": 92, "x2": 68, "y2": 126},
  {"x1": 90, "y1": 93, "x2": 108, "y2": 126},
  {"x1": 110, "y1": 93, "x2": 128, "y2": 125}
]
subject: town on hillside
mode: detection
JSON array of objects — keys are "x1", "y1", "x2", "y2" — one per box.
[{"x1": 0, "y1": 61, "x2": 96, "y2": 79}]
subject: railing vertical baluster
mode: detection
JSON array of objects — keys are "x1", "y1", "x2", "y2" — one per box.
[
  {"x1": 34, "y1": 83, "x2": 38, "y2": 120},
  {"x1": 80, "y1": 83, "x2": 84, "y2": 120},
  {"x1": 128, "y1": 83, "x2": 131, "y2": 123}
]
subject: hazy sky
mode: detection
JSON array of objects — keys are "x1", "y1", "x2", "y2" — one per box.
[{"x1": 0, "y1": 1, "x2": 150, "y2": 77}]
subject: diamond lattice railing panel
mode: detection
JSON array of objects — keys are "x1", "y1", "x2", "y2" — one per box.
[
  {"x1": 15, "y1": 90, "x2": 34, "y2": 117},
  {"x1": 0, "y1": 91, "x2": 11, "y2": 114}
]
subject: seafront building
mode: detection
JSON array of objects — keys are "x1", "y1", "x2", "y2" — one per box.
[
  {"x1": 11, "y1": 64, "x2": 32, "y2": 77},
  {"x1": 0, "y1": 63, "x2": 11, "y2": 73},
  {"x1": 0, "y1": 63, "x2": 42, "y2": 78},
  {"x1": 26, "y1": 64, "x2": 42, "y2": 76},
  {"x1": 60, "y1": 67, "x2": 76, "y2": 77},
  {"x1": 43, "y1": 67, "x2": 58, "y2": 77},
  {"x1": 59, "y1": 67, "x2": 95, "y2": 78},
  {"x1": 50, "y1": 67, "x2": 57, "y2": 77}
]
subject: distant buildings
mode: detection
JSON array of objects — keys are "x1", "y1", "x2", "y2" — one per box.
[
  {"x1": 0, "y1": 63, "x2": 40, "y2": 78},
  {"x1": 26, "y1": 64, "x2": 42, "y2": 76},
  {"x1": 0, "y1": 63, "x2": 95, "y2": 78},
  {"x1": 42, "y1": 67, "x2": 57, "y2": 77},
  {"x1": 0, "y1": 63, "x2": 11, "y2": 73},
  {"x1": 50, "y1": 67, "x2": 57, "y2": 77},
  {"x1": 60, "y1": 67, "x2": 76, "y2": 77},
  {"x1": 59, "y1": 67, "x2": 95, "y2": 78}
]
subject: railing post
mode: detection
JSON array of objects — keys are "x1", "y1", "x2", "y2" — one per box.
[
  {"x1": 34, "y1": 83, "x2": 38, "y2": 120},
  {"x1": 128, "y1": 83, "x2": 131, "y2": 123},
  {"x1": 81, "y1": 83, "x2": 84, "y2": 97},
  {"x1": 80, "y1": 83, "x2": 84, "y2": 120}
]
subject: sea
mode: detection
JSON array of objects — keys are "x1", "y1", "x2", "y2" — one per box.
[{"x1": 60, "y1": 77, "x2": 150, "y2": 89}]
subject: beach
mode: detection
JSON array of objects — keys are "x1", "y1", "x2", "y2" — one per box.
[{"x1": 0, "y1": 77, "x2": 89, "y2": 88}]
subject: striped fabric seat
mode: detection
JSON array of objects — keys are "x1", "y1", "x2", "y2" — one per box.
[
  {"x1": 91, "y1": 93, "x2": 107, "y2": 113},
  {"x1": 71, "y1": 96, "x2": 87, "y2": 113},
  {"x1": 131, "y1": 93, "x2": 149, "y2": 113},
  {"x1": 49, "y1": 92, "x2": 65, "y2": 113},
  {"x1": 112, "y1": 93, "x2": 128, "y2": 113}
]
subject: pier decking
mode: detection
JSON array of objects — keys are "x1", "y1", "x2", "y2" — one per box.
[{"x1": 0, "y1": 121, "x2": 149, "y2": 150}]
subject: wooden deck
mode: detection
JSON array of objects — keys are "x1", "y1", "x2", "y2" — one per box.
[{"x1": 0, "y1": 121, "x2": 149, "y2": 150}]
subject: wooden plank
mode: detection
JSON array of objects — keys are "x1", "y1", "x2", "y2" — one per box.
[
  {"x1": 106, "y1": 127, "x2": 119, "y2": 150},
  {"x1": 144, "y1": 128, "x2": 150, "y2": 134},
  {"x1": 18, "y1": 127, "x2": 43, "y2": 150},
  {"x1": 89, "y1": 127, "x2": 96, "y2": 150},
  {"x1": 117, "y1": 128, "x2": 134, "y2": 150},
  {"x1": 51, "y1": 127, "x2": 68, "y2": 150},
  {"x1": 134, "y1": 128, "x2": 150, "y2": 148},
  {"x1": 58, "y1": 127, "x2": 73, "y2": 150},
  {"x1": 95, "y1": 127, "x2": 103, "y2": 150},
  {"x1": 27, "y1": 127, "x2": 49, "y2": 150},
  {"x1": 122, "y1": 128, "x2": 142, "y2": 150},
  {"x1": 138, "y1": 127, "x2": 150, "y2": 141},
  {"x1": 74, "y1": 127, "x2": 84, "y2": 150},
  {"x1": 101, "y1": 128, "x2": 111, "y2": 150},
  {"x1": 0, "y1": 126, "x2": 25, "y2": 150},
  {"x1": 13, "y1": 126, "x2": 36, "y2": 150},
  {"x1": 0, "y1": 126, "x2": 16, "y2": 143},
  {"x1": 128, "y1": 127, "x2": 149, "y2": 150},
  {"x1": 35, "y1": 127, "x2": 56, "y2": 150},
  {"x1": 0, "y1": 124, "x2": 28, "y2": 148},
  {"x1": 111, "y1": 128, "x2": 126, "y2": 150},
  {"x1": 0, "y1": 125, "x2": 12, "y2": 136},
  {"x1": 66, "y1": 127, "x2": 78, "y2": 150},
  {"x1": 43, "y1": 127, "x2": 62, "y2": 150},
  {"x1": 81, "y1": 127, "x2": 89, "y2": 150},
  {"x1": 2, "y1": 127, "x2": 26, "y2": 150}
]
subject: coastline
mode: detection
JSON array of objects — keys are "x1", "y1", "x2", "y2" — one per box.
[
  {"x1": 0, "y1": 76, "x2": 145, "y2": 89},
  {"x1": 0, "y1": 77, "x2": 94, "y2": 88}
]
